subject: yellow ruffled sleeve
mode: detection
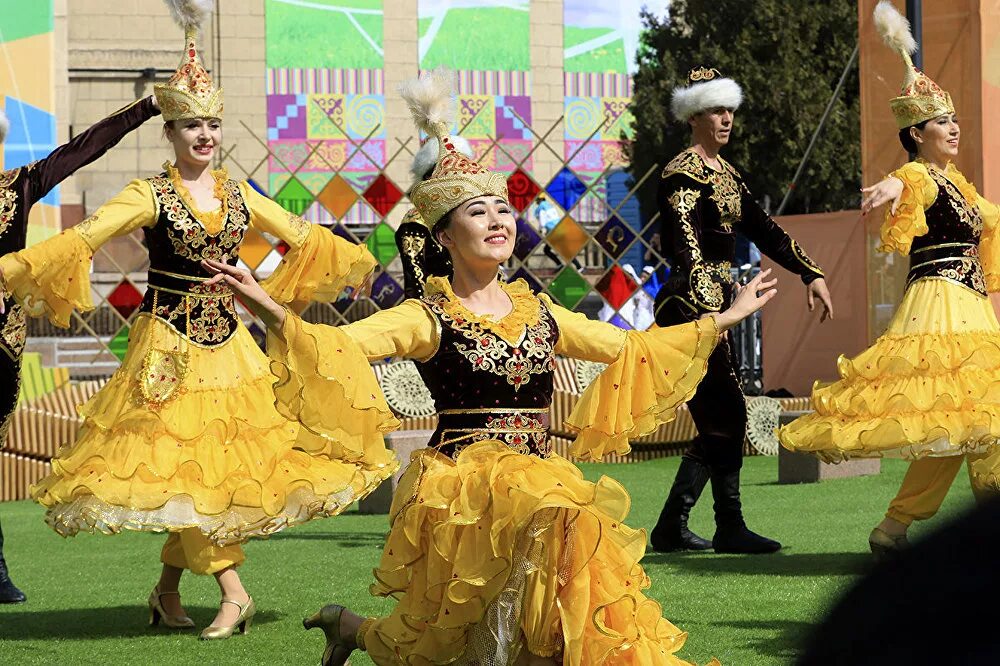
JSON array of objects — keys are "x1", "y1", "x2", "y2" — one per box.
[
  {"x1": 877, "y1": 162, "x2": 936, "y2": 255},
  {"x1": 242, "y1": 183, "x2": 377, "y2": 306},
  {"x1": 544, "y1": 297, "x2": 718, "y2": 461},
  {"x1": 0, "y1": 179, "x2": 155, "y2": 327},
  {"x1": 267, "y1": 311, "x2": 401, "y2": 468},
  {"x1": 339, "y1": 299, "x2": 439, "y2": 361},
  {"x1": 977, "y1": 195, "x2": 1000, "y2": 292}
]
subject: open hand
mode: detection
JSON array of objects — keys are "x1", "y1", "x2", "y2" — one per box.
[
  {"x1": 201, "y1": 260, "x2": 285, "y2": 330},
  {"x1": 807, "y1": 278, "x2": 834, "y2": 322},
  {"x1": 861, "y1": 176, "x2": 904, "y2": 216},
  {"x1": 713, "y1": 268, "x2": 778, "y2": 331}
]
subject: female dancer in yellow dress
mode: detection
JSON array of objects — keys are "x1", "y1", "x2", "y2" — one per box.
[
  {"x1": 205, "y1": 71, "x2": 776, "y2": 665},
  {"x1": 0, "y1": 1, "x2": 395, "y2": 638},
  {"x1": 780, "y1": 2, "x2": 1000, "y2": 559}
]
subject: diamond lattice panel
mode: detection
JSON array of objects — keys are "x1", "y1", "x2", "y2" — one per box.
[
  {"x1": 107, "y1": 281, "x2": 142, "y2": 319},
  {"x1": 547, "y1": 266, "x2": 591, "y2": 309},
  {"x1": 240, "y1": 228, "x2": 274, "y2": 270},
  {"x1": 513, "y1": 217, "x2": 543, "y2": 260},
  {"x1": 109, "y1": 325, "x2": 131, "y2": 361},
  {"x1": 547, "y1": 217, "x2": 589, "y2": 262},
  {"x1": 594, "y1": 217, "x2": 637, "y2": 259},
  {"x1": 370, "y1": 271, "x2": 404, "y2": 309},
  {"x1": 274, "y1": 177, "x2": 315, "y2": 216},
  {"x1": 546, "y1": 167, "x2": 588, "y2": 212},
  {"x1": 362, "y1": 174, "x2": 404, "y2": 217},
  {"x1": 317, "y1": 174, "x2": 359, "y2": 219},
  {"x1": 366, "y1": 222, "x2": 399, "y2": 266},
  {"x1": 506, "y1": 169, "x2": 541, "y2": 213}
]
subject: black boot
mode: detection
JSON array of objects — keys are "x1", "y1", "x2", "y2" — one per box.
[
  {"x1": 710, "y1": 470, "x2": 781, "y2": 554},
  {"x1": 650, "y1": 457, "x2": 713, "y2": 552},
  {"x1": 0, "y1": 519, "x2": 26, "y2": 604}
]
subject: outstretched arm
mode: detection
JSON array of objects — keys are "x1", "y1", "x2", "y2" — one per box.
[
  {"x1": 556, "y1": 270, "x2": 777, "y2": 460},
  {"x1": 240, "y1": 184, "x2": 377, "y2": 307},
  {"x1": 25, "y1": 96, "x2": 160, "y2": 203},
  {"x1": 0, "y1": 180, "x2": 156, "y2": 323}
]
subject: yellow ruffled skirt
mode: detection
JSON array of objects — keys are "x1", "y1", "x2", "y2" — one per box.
[
  {"x1": 362, "y1": 442, "x2": 717, "y2": 666},
  {"x1": 31, "y1": 314, "x2": 398, "y2": 545},
  {"x1": 780, "y1": 279, "x2": 1000, "y2": 463}
]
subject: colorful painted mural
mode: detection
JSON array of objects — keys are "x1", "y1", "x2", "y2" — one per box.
[
  {"x1": 562, "y1": 0, "x2": 638, "y2": 179},
  {"x1": 0, "y1": 0, "x2": 58, "y2": 243},
  {"x1": 418, "y1": 0, "x2": 532, "y2": 172},
  {"x1": 264, "y1": 0, "x2": 387, "y2": 233},
  {"x1": 257, "y1": 0, "x2": 656, "y2": 330}
]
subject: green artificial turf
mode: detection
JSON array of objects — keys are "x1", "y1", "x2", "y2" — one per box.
[{"x1": 0, "y1": 456, "x2": 974, "y2": 665}]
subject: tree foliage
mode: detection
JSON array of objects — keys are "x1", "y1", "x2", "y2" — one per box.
[{"x1": 629, "y1": 0, "x2": 861, "y2": 218}]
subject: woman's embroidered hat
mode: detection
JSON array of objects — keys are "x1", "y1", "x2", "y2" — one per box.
[
  {"x1": 154, "y1": 0, "x2": 224, "y2": 122},
  {"x1": 873, "y1": 0, "x2": 954, "y2": 129},
  {"x1": 399, "y1": 69, "x2": 508, "y2": 229}
]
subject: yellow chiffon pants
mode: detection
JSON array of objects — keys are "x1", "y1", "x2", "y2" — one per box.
[
  {"x1": 887, "y1": 454, "x2": 996, "y2": 525},
  {"x1": 160, "y1": 528, "x2": 245, "y2": 575}
]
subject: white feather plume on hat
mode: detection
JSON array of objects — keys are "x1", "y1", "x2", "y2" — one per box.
[
  {"x1": 0, "y1": 109, "x2": 8, "y2": 144},
  {"x1": 873, "y1": 0, "x2": 917, "y2": 58},
  {"x1": 671, "y1": 78, "x2": 743, "y2": 122},
  {"x1": 164, "y1": 0, "x2": 214, "y2": 30},
  {"x1": 398, "y1": 68, "x2": 456, "y2": 138}
]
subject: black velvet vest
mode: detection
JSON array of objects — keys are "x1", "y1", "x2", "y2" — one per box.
[
  {"x1": 416, "y1": 289, "x2": 560, "y2": 459},
  {"x1": 137, "y1": 173, "x2": 250, "y2": 345},
  {"x1": 907, "y1": 168, "x2": 986, "y2": 296}
]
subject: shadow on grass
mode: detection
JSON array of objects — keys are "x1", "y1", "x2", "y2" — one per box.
[
  {"x1": 706, "y1": 618, "x2": 813, "y2": 661},
  {"x1": 644, "y1": 551, "x2": 872, "y2": 576},
  {"x1": 267, "y1": 531, "x2": 387, "y2": 547},
  {"x1": 0, "y1": 605, "x2": 282, "y2": 640}
]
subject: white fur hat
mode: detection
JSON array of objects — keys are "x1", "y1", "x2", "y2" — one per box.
[
  {"x1": 670, "y1": 66, "x2": 743, "y2": 122},
  {"x1": 410, "y1": 135, "x2": 473, "y2": 182},
  {"x1": 0, "y1": 108, "x2": 8, "y2": 144}
]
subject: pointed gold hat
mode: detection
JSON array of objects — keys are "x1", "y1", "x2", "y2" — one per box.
[
  {"x1": 873, "y1": 1, "x2": 954, "y2": 129},
  {"x1": 399, "y1": 70, "x2": 508, "y2": 229},
  {"x1": 154, "y1": 0, "x2": 224, "y2": 122}
]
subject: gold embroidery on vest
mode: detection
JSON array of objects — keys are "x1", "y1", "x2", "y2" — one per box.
[
  {"x1": 425, "y1": 294, "x2": 555, "y2": 391},
  {"x1": 1, "y1": 304, "x2": 26, "y2": 358},
  {"x1": 0, "y1": 168, "x2": 21, "y2": 239},
  {"x1": 929, "y1": 169, "x2": 983, "y2": 236}
]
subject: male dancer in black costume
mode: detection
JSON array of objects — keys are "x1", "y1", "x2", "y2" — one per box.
[
  {"x1": 650, "y1": 67, "x2": 834, "y2": 554},
  {"x1": 0, "y1": 96, "x2": 161, "y2": 602}
]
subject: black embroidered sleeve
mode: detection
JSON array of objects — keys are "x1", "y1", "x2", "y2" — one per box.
[
  {"x1": 738, "y1": 181, "x2": 824, "y2": 284},
  {"x1": 26, "y1": 96, "x2": 160, "y2": 204}
]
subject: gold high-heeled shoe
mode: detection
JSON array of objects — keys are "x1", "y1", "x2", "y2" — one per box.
[
  {"x1": 303, "y1": 604, "x2": 355, "y2": 666},
  {"x1": 199, "y1": 596, "x2": 256, "y2": 640},
  {"x1": 869, "y1": 527, "x2": 909, "y2": 563},
  {"x1": 148, "y1": 586, "x2": 195, "y2": 629}
]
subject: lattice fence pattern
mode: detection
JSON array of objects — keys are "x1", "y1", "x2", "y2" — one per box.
[{"x1": 26, "y1": 106, "x2": 765, "y2": 391}]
